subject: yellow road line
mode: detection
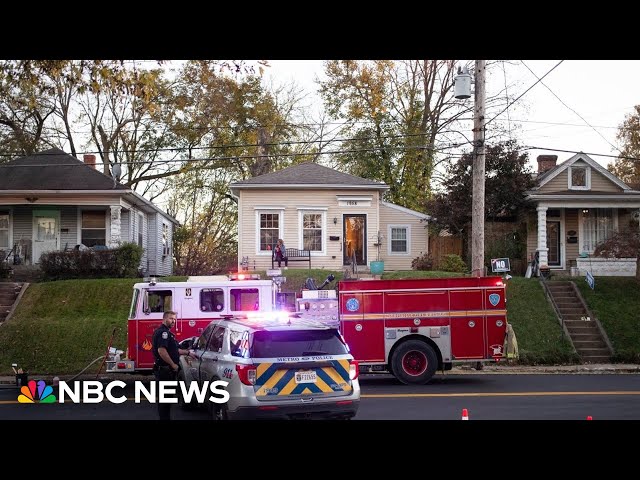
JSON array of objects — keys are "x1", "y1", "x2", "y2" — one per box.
[
  {"x1": 362, "y1": 391, "x2": 640, "y2": 398},
  {"x1": 2, "y1": 391, "x2": 640, "y2": 405}
]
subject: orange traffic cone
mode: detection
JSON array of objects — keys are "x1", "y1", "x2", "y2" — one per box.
[
  {"x1": 587, "y1": 415, "x2": 593, "y2": 420},
  {"x1": 461, "y1": 408, "x2": 469, "y2": 420}
]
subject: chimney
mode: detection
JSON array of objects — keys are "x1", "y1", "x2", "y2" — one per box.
[
  {"x1": 537, "y1": 155, "x2": 558, "y2": 174},
  {"x1": 83, "y1": 154, "x2": 96, "y2": 169}
]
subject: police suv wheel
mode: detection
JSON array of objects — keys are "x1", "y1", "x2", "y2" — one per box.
[{"x1": 391, "y1": 340, "x2": 438, "y2": 385}]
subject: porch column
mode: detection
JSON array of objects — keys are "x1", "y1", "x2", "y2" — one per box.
[
  {"x1": 109, "y1": 205, "x2": 122, "y2": 247},
  {"x1": 537, "y1": 206, "x2": 548, "y2": 268}
]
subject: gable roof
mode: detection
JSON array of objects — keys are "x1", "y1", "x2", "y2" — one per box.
[
  {"x1": 230, "y1": 162, "x2": 389, "y2": 193},
  {"x1": 534, "y1": 152, "x2": 632, "y2": 191},
  {"x1": 0, "y1": 148, "x2": 179, "y2": 224},
  {"x1": 0, "y1": 147, "x2": 128, "y2": 190},
  {"x1": 381, "y1": 201, "x2": 430, "y2": 220}
]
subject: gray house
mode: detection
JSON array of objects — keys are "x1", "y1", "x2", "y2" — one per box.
[{"x1": 0, "y1": 148, "x2": 178, "y2": 276}]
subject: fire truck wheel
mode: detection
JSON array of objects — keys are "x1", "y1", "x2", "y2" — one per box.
[
  {"x1": 177, "y1": 370, "x2": 196, "y2": 411},
  {"x1": 391, "y1": 340, "x2": 438, "y2": 385}
]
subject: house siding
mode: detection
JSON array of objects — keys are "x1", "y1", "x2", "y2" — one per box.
[
  {"x1": 379, "y1": 203, "x2": 428, "y2": 271},
  {"x1": 540, "y1": 161, "x2": 623, "y2": 193},
  {"x1": 147, "y1": 213, "x2": 157, "y2": 275},
  {"x1": 60, "y1": 206, "x2": 77, "y2": 250},
  {"x1": 157, "y1": 213, "x2": 173, "y2": 277},
  {"x1": 121, "y1": 210, "x2": 130, "y2": 243},
  {"x1": 237, "y1": 189, "x2": 382, "y2": 271}
]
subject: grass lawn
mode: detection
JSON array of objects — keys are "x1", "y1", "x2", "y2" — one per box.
[{"x1": 574, "y1": 277, "x2": 640, "y2": 363}]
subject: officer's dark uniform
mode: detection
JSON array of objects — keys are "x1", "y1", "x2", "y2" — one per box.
[{"x1": 151, "y1": 323, "x2": 180, "y2": 421}]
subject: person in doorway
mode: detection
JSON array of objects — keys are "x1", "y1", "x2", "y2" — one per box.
[
  {"x1": 151, "y1": 311, "x2": 192, "y2": 421},
  {"x1": 274, "y1": 238, "x2": 288, "y2": 268}
]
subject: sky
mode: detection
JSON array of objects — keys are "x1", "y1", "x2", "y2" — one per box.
[{"x1": 264, "y1": 60, "x2": 640, "y2": 173}]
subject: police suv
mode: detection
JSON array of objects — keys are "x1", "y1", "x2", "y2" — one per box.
[{"x1": 177, "y1": 312, "x2": 360, "y2": 420}]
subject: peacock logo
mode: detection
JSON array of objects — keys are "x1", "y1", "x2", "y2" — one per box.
[{"x1": 17, "y1": 379, "x2": 57, "y2": 404}]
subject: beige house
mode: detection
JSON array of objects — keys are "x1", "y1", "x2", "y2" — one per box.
[
  {"x1": 525, "y1": 153, "x2": 640, "y2": 275},
  {"x1": 229, "y1": 162, "x2": 430, "y2": 272}
]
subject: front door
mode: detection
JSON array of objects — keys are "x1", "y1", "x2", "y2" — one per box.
[
  {"x1": 546, "y1": 220, "x2": 561, "y2": 267},
  {"x1": 32, "y1": 211, "x2": 60, "y2": 263},
  {"x1": 343, "y1": 214, "x2": 367, "y2": 266}
]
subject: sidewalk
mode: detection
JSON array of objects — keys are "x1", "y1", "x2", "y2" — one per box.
[{"x1": 2, "y1": 363, "x2": 639, "y2": 385}]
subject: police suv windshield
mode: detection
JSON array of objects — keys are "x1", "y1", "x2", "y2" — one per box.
[{"x1": 251, "y1": 329, "x2": 348, "y2": 358}]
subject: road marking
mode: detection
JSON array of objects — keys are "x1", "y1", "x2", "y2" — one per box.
[
  {"x1": 361, "y1": 391, "x2": 640, "y2": 398},
  {"x1": 2, "y1": 391, "x2": 640, "y2": 405}
]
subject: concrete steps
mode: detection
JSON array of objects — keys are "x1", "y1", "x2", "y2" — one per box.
[
  {"x1": 0, "y1": 282, "x2": 24, "y2": 323},
  {"x1": 544, "y1": 280, "x2": 612, "y2": 363}
]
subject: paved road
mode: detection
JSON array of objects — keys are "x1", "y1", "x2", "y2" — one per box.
[{"x1": 1, "y1": 373, "x2": 638, "y2": 420}]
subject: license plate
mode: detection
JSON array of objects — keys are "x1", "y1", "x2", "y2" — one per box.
[{"x1": 294, "y1": 371, "x2": 317, "y2": 384}]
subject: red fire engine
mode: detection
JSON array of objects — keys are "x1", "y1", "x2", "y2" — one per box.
[
  {"x1": 107, "y1": 273, "x2": 508, "y2": 386},
  {"x1": 105, "y1": 274, "x2": 279, "y2": 373},
  {"x1": 297, "y1": 276, "x2": 508, "y2": 384}
]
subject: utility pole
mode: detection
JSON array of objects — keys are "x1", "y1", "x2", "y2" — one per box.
[{"x1": 471, "y1": 60, "x2": 486, "y2": 277}]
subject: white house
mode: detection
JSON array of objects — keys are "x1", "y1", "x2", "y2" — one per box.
[{"x1": 230, "y1": 162, "x2": 430, "y2": 272}]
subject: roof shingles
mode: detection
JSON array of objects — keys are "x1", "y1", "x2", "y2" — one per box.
[
  {"x1": 231, "y1": 162, "x2": 387, "y2": 188},
  {"x1": 0, "y1": 148, "x2": 127, "y2": 190}
]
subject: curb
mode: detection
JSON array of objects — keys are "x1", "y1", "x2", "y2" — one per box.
[{"x1": 2, "y1": 365, "x2": 639, "y2": 385}]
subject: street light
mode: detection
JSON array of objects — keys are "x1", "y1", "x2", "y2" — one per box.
[{"x1": 454, "y1": 61, "x2": 486, "y2": 277}]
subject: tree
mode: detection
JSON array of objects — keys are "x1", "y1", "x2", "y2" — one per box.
[
  {"x1": 318, "y1": 60, "x2": 517, "y2": 211},
  {"x1": 426, "y1": 140, "x2": 536, "y2": 264},
  {"x1": 163, "y1": 61, "x2": 308, "y2": 274},
  {"x1": 609, "y1": 104, "x2": 640, "y2": 189}
]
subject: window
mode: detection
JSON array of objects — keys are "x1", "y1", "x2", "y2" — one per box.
[
  {"x1": 302, "y1": 213, "x2": 323, "y2": 251},
  {"x1": 251, "y1": 329, "x2": 348, "y2": 358},
  {"x1": 230, "y1": 288, "x2": 259, "y2": 311},
  {"x1": 388, "y1": 225, "x2": 410, "y2": 254},
  {"x1": 581, "y1": 208, "x2": 615, "y2": 253},
  {"x1": 229, "y1": 329, "x2": 249, "y2": 358},
  {"x1": 201, "y1": 288, "x2": 224, "y2": 312},
  {"x1": 162, "y1": 223, "x2": 170, "y2": 257},
  {"x1": 258, "y1": 212, "x2": 280, "y2": 252},
  {"x1": 81, "y1": 210, "x2": 106, "y2": 247},
  {"x1": 137, "y1": 214, "x2": 143, "y2": 248},
  {"x1": 0, "y1": 212, "x2": 9, "y2": 250},
  {"x1": 146, "y1": 290, "x2": 172, "y2": 313},
  {"x1": 197, "y1": 324, "x2": 215, "y2": 350},
  {"x1": 569, "y1": 165, "x2": 590, "y2": 190},
  {"x1": 207, "y1": 327, "x2": 225, "y2": 352},
  {"x1": 129, "y1": 289, "x2": 139, "y2": 319}
]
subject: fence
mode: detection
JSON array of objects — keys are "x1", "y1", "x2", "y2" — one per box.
[{"x1": 429, "y1": 235, "x2": 463, "y2": 270}]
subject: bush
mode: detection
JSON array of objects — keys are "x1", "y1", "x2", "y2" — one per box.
[
  {"x1": 441, "y1": 254, "x2": 467, "y2": 273},
  {"x1": 593, "y1": 231, "x2": 640, "y2": 258},
  {"x1": 411, "y1": 252, "x2": 434, "y2": 271},
  {"x1": 40, "y1": 243, "x2": 144, "y2": 280}
]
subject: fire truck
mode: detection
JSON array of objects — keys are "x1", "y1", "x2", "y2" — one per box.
[
  {"x1": 105, "y1": 274, "x2": 281, "y2": 373},
  {"x1": 296, "y1": 276, "x2": 508, "y2": 384},
  {"x1": 107, "y1": 273, "x2": 508, "y2": 385}
]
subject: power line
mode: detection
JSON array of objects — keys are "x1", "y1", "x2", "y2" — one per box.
[
  {"x1": 521, "y1": 61, "x2": 621, "y2": 155},
  {"x1": 0, "y1": 132, "x2": 467, "y2": 158},
  {"x1": 0, "y1": 143, "x2": 467, "y2": 168},
  {"x1": 485, "y1": 60, "x2": 565, "y2": 128},
  {"x1": 524, "y1": 145, "x2": 640, "y2": 162}
]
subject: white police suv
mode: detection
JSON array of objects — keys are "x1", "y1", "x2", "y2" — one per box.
[{"x1": 177, "y1": 313, "x2": 360, "y2": 420}]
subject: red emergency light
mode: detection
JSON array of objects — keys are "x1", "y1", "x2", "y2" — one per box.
[{"x1": 229, "y1": 273, "x2": 261, "y2": 281}]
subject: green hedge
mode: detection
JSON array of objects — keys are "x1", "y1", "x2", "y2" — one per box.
[{"x1": 40, "y1": 243, "x2": 144, "y2": 280}]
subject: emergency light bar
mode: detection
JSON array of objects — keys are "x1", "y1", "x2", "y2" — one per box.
[{"x1": 229, "y1": 273, "x2": 261, "y2": 281}]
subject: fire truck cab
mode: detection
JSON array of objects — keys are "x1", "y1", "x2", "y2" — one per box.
[
  {"x1": 106, "y1": 274, "x2": 278, "y2": 373},
  {"x1": 297, "y1": 276, "x2": 508, "y2": 384}
]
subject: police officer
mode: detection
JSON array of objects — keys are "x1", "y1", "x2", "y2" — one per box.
[{"x1": 151, "y1": 310, "x2": 192, "y2": 421}]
